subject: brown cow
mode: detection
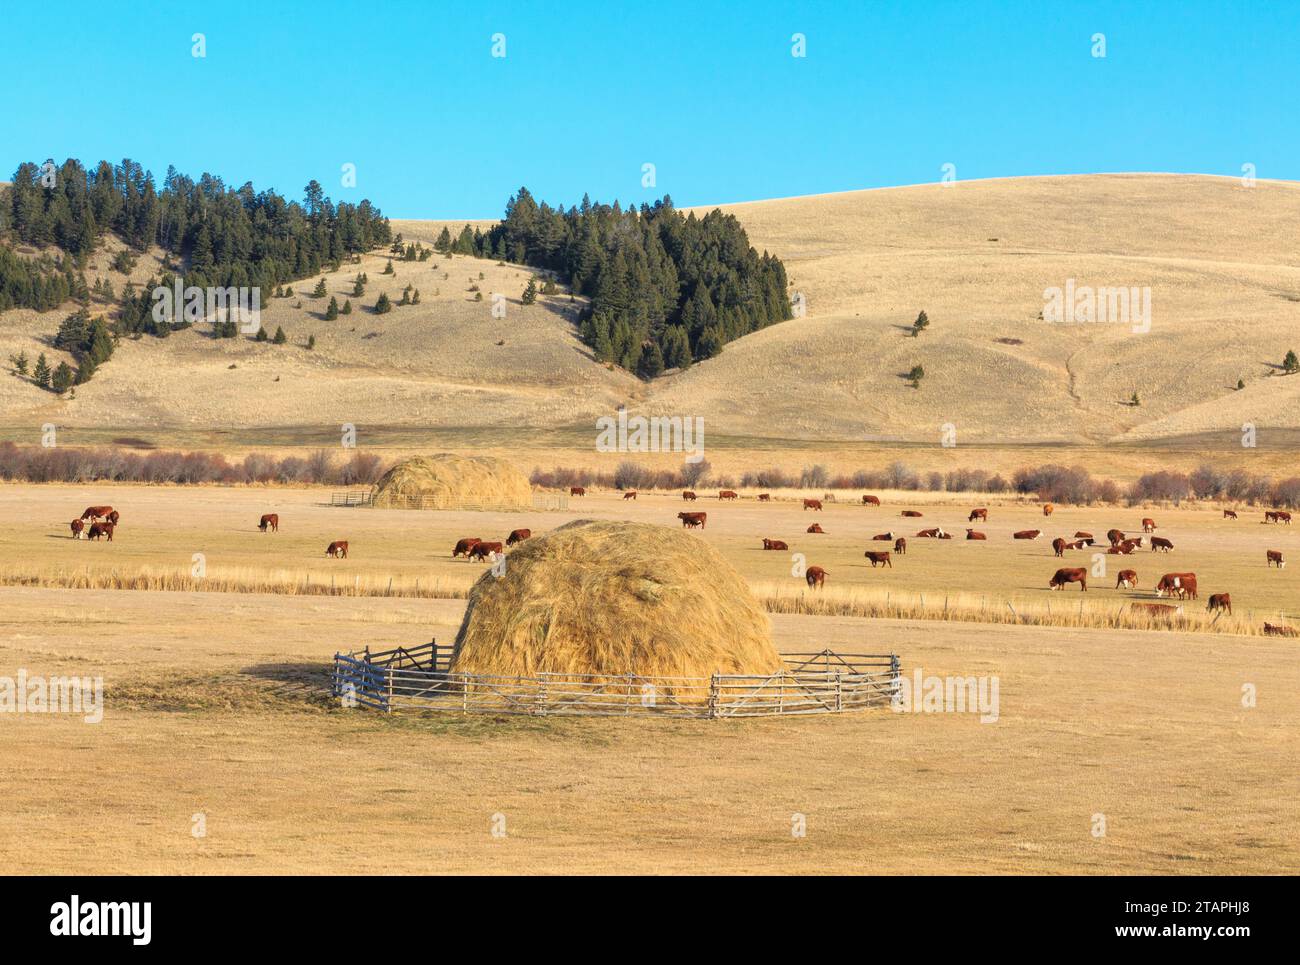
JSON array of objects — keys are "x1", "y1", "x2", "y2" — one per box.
[
  {"x1": 452, "y1": 537, "x2": 482, "y2": 558},
  {"x1": 1115, "y1": 569, "x2": 1138, "y2": 589},
  {"x1": 1265, "y1": 510, "x2": 1292, "y2": 524},
  {"x1": 966, "y1": 529, "x2": 987, "y2": 540},
  {"x1": 757, "y1": 493, "x2": 771, "y2": 502},
  {"x1": 1074, "y1": 531, "x2": 1094, "y2": 541},
  {"x1": 901, "y1": 510, "x2": 923, "y2": 518},
  {"x1": 1049, "y1": 567, "x2": 1086, "y2": 591},
  {"x1": 506, "y1": 528, "x2": 531, "y2": 546},
  {"x1": 805, "y1": 566, "x2": 827, "y2": 589},
  {"x1": 1155, "y1": 573, "x2": 1197, "y2": 600},
  {"x1": 1263, "y1": 622, "x2": 1299, "y2": 637},
  {"x1": 916, "y1": 527, "x2": 945, "y2": 538},
  {"x1": 1107, "y1": 540, "x2": 1138, "y2": 555},
  {"x1": 862, "y1": 495, "x2": 881, "y2": 506},
  {"x1": 623, "y1": 491, "x2": 637, "y2": 500},
  {"x1": 1013, "y1": 530, "x2": 1042, "y2": 540},
  {"x1": 894, "y1": 537, "x2": 907, "y2": 554},
  {"x1": 682, "y1": 491, "x2": 697, "y2": 501},
  {"x1": 1052, "y1": 537, "x2": 1067, "y2": 557},
  {"x1": 570, "y1": 486, "x2": 585, "y2": 496},
  {"x1": 87, "y1": 521, "x2": 114, "y2": 541},
  {"x1": 803, "y1": 499, "x2": 823, "y2": 511},
  {"x1": 106, "y1": 510, "x2": 120, "y2": 525},
  {"x1": 326, "y1": 540, "x2": 349, "y2": 558},
  {"x1": 968, "y1": 508, "x2": 988, "y2": 522},
  {"x1": 1107, "y1": 529, "x2": 1126, "y2": 546},
  {"x1": 864, "y1": 550, "x2": 892, "y2": 568},
  {"x1": 1223, "y1": 509, "x2": 1238, "y2": 519},
  {"x1": 70, "y1": 519, "x2": 85, "y2": 539},
  {"x1": 258, "y1": 513, "x2": 279, "y2": 533},
  {"x1": 1150, "y1": 536, "x2": 1173, "y2": 552},
  {"x1": 1141, "y1": 518, "x2": 1157, "y2": 532},
  {"x1": 1043, "y1": 504, "x2": 1054, "y2": 517},
  {"x1": 762, "y1": 538, "x2": 788, "y2": 551},
  {"x1": 806, "y1": 523, "x2": 825, "y2": 534},
  {"x1": 1207, "y1": 593, "x2": 1232, "y2": 615},
  {"x1": 677, "y1": 511, "x2": 706, "y2": 529},
  {"x1": 469, "y1": 541, "x2": 504, "y2": 561},
  {"x1": 719, "y1": 490, "x2": 739, "y2": 500},
  {"x1": 1267, "y1": 550, "x2": 1286, "y2": 568},
  {"x1": 872, "y1": 531, "x2": 895, "y2": 541},
  {"x1": 80, "y1": 505, "x2": 114, "y2": 521}
]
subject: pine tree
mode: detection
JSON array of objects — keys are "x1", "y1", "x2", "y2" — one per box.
[
  {"x1": 352, "y1": 276, "x2": 365, "y2": 297},
  {"x1": 325, "y1": 296, "x2": 339, "y2": 320},
  {"x1": 375, "y1": 293, "x2": 393, "y2": 314},
  {"x1": 521, "y1": 276, "x2": 538, "y2": 306},
  {"x1": 255, "y1": 326, "x2": 268, "y2": 342},
  {"x1": 272, "y1": 326, "x2": 287, "y2": 344},
  {"x1": 13, "y1": 351, "x2": 29, "y2": 376},
  {"x1": 33, "y1": 353, "x2": 51, "y2": 387},
  {"x1": 637, "y1": 341, "x2": 665, "y2": 379},
  {"x1": 342, "y1": 299, "x2": 352, "y2": 315},
  {"x1": 383, "y1": 260, "x2": 394, "y2": 275},
  {"x1": 52, "y1": 361, "x2": 75, "y2": 392},
  {"x1": 412, "y1": 289, "x2": 421, "y2": 305},
  {"x1": 313, "y1": 278, "x2": 328, "y2": 297},
  {"x1": 912, "y1": 311, "x2": 930, "y2": 336},
  {"x1": 307, "y1": 334, "x2": 316, "y2": 350},
  {"x1": 907, "y1": 364, "x2": 925, "y2": 387},
  {"x1": 1284, "y1": 350, "x2": 1299, "y2": 374}
]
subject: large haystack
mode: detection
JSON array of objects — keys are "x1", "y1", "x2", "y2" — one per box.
[
  {"x1": 450, "y1": 520, "x2": 781, "y2": 684},
  {"x1": 371, "y1": 454, "x2": 531, "y2": 510}
]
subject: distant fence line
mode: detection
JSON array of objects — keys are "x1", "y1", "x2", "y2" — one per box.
[
  {"x1": 331, "y1": 641, "x2": 901, "y2": 719},
  {"x1": 330, "y1": 490, "x2": 568, "y2": 511}
]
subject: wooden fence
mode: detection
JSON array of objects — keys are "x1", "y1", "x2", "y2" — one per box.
[
  {"x1": 331, "y1": 642, "x2": 900, "y2": 718},
  {"x1": 330, "y1": 490, "x2": 373, "y2": 507}
]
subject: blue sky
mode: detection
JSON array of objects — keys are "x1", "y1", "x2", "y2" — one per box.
[{"x1": 2, "y1": 0, "x2": 1294, "y2": 218}]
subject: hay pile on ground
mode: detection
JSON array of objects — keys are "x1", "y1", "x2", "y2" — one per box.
[
  {"x1": 371, "y1": 454, "x2": 531, "y2": 510},
  {"x1": 450, "y1": 520, "x2": 781, "y2": 685}
]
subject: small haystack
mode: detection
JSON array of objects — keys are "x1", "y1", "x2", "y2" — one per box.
[
  {"x1": 450, "y1": 520, "x2": 781, "y2": 686},
  {"x1": 371, "y1": 454, "x2": 531, "y2": 511}
]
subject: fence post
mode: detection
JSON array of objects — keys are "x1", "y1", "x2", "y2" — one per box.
[
  {"x1": 386, "y1": 668, "x2": 393, "y2": 714},
  {"x1": 536, "y1": 674, "x2": 548, "y2": 717},
  {"x1": 835, "y1": 671, "x2": 843, "y2": 713},
  {"x1": 707, "y1": 674, "x2": 719, "y2": 719}
]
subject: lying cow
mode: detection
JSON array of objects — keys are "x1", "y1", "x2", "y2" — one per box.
[
  {"x1": 1074, "y1": 531, "x2": 1094, "y2": 544},
  {"x1": 677, "y1": 512, "x2": 707, "y2": 529},
  {"x1": 966, "y1": 529, "x2": 986, "y2": 540},
  {"x1": 901, "y1": 510, "x2": 923, "y2": 518},
  {"x1": 806, "y1": 523, "x2": 824, "y2": 534},
  {"x1": 1207, "y1": 593, "x2": 1232, "y2": 616},
  {"x1": 872, "y1": 532, "x2": 895, "y2": 541},
  {"x1": 1049, "y1": 567, "x2": 1087, "y2": 591},
  {"x1": 1267, "y1": 549, "x2": 1286, "y2": 568},
  {"x1": 1132, "y1": 602, "x2": 1182, "y2": 618},
  {"x1": 916, "y1": 527, "x2": 945, "y2": 538},
  {"x1": 1013, "y1": 529, "x2": 1042, "y2": 540},
  {"x1": 1115, "y1": 569, "x2": 1138, "y2": 589},
  {"x1": 453, "y1": 537, "x2": 482, "y2": 558},
  {"x1": 864, "y1": 550, "x2": 892, "y2": 568},
  {"x1": 325, "y1": 540, "x2": 349, "y2": 558},
  {"x1": 1263, "y1": 622, "x2": 1299, "y2": 637},
  {"x1": 1107, "y1": 540, "x2": 1139, "y2": 555},
  {"x1": 761, "y1": 538, "x2": 788, "y2": 551},
  {"x1": 506, "y1": 528, "x2": 531, "y2": 546}
]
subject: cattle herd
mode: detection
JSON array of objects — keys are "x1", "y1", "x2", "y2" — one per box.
[{"x1": 61, "y1": 489, "x2": 1296, "y2": 631}]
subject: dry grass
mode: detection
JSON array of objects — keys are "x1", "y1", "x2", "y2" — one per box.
[
  {"x1": 372, "y1": 453, "x2": 532, "y2": 510},
  {"x1": 451, "y1": 520, "x2": 781, "y2": 682}
]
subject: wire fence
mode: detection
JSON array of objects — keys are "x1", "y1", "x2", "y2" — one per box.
[{"x1": 331, "y1": 641, "x2": 901, "y2": 718}]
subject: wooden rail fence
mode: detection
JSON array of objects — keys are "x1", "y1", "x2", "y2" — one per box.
[{"x1": 331, "y1": 642, "x2": 900, "y2": 718}]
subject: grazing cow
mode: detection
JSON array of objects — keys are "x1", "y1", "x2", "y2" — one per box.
[
  {"x1": 1150, "y1": 536, "x2": 1173, "y2": 552},
  {"x1": 506, "y1": 528, "x2": 531, "y2": 546},
  {"x1": 894, "y1": 537, "x2": 907, "y2": 554},
  {"x1": 70, "y1": 519, "x2": 85, "y2": 539},
  {"x1": 757, "y1": 493, "x2": 771, "y2": 502},
  {"x1": 1265, "y1": 510, "x2": 1292, "y2": 524},
  {"x1": 1107, "y1": 529, "x2": 1126, "y2": 546},
  {"x1": 1142, "y1": 518, "x2": 1157, "y2": 533},
  {"x1": 901, "y1": 510, "x2": 923, "y2": 518},
  {"x1": 1223, "y1": 509, "x2": 1238, "y2": 519},
  {"x1": 452, "y1": 537, "x2": 482, "y2": 558},
  {"x1": 1013, "y1": 529, "x2": 1042, "y2": 540},
  {"x1": 966, "y1": 529, "x2": 987, "y2": 540},
  {"x1": 862, "y1": 495, "x2": 881, "y2": 506},
  {"x1": 80, "y1": 505, "x2": 114, "y2": 521},
  {"x1": 719, "y1": 490, "x2": 739, "y2": 500},
  {"x1": 325, "y1": 540, "x2": 349, "y2": 558},
  {"x1": 258, "y1": 513, "x2": 279, "y2": 533},
  {"x1": 1052, "y1": 537, "x2": 1067, "y2": 557},
  {"x1": 682, "y1": 490, "x2": 697, "y2": 501},
  {"x1": 805, "y1": 566, "x2": 827, "y2": 589},
  {"x1": 1155, "y1": 573, "x2": 1198, "y2": 600},
  {"x1": 570, "y1": 486, "x2": 585, "y2": 496},
  {"x1": 1043, "y1": 504, "x2": 1054, "y2": 517},
  {"x1": 87, "y1": 521, "x2": 114, "y2": 541},
  {"x1": 806, "y1": 523, "x2": 824, "y2": 534},
  {"x1": 1207, "y1": 593, "x2": 1232, "y2": 616},
  {"x1": 803, "y1": 499, "x2": 823, "y2": 511},
  {"x1": 1264, "y1": 622, "x2": 1299, "y2": 637},
  {"x1": 1049, "y1": 567, "x2": 1087, "y2": 591},
  {"x1": 1267, "y1": 550, "x2": 1286, "y2": 568},
  {"x1": 864, "y1": 550, "x2": 892, "y2": 568},
  {"x1": 968, "y1": 508, "x2": 988, "y2": 522},
  {"x1": 677, "y1": 511, "x2": 707, "y2": 529},
  {"x1": 1116, "y1": 569, "x2": 1138, "y2": 589},
  {"x1": 623, "y1": 491, "x2": 637, "y2": 500},
  {"x1": 1132, "y1": 602, "x2": 1182, "y2": 618},
  {"x1": 469, "y1": 541, "x2": 504, "y2": 561},
  {"x1": 761, "y1": 538, "x2": 788, "y2": 551},
  {"x1": 106, "y1": 510, "x2": 120, "y2": 525}
]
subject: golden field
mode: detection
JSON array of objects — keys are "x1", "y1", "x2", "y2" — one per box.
[{"x1": 1, "y1": 483, "x2": 1297, "y2": 874}]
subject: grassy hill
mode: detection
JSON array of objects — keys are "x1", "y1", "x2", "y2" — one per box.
[{"x1": 3, "y1": 174, "x2": 1299, "y2": 452}]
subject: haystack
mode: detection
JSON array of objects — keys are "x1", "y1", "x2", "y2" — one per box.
[
  {"x1": 450, "y1": 520, "x2": 781, "y2": 686},
  {"x1": 371, "y1": 454, "x2": 531, "y2": 510}
]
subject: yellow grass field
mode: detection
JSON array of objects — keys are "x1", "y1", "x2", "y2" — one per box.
[{"x1": 1, "y1": 483, "x2": 1297, "y2": 874}]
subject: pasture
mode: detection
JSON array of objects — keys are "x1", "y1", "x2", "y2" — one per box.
[{"x1": 2, "y1": 481, "x2": 1298, "y2": 874}]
